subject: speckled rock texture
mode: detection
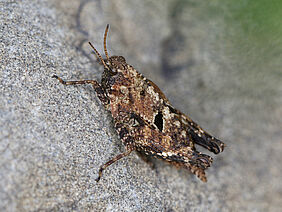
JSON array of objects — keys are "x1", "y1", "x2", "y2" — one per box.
[{"x1": 1, "y1": 0, "x2": 282, "y2": 211}]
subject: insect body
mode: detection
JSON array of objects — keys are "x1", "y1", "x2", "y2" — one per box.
[{"x1": 53, "y1": 25, "x2": 225, "y2": 182}]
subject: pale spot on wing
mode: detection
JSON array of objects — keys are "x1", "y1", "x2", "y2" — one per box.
[
  {"x1": 163, "y1": 107, "x2": 171, "y2": 120},
  {"x1": 174, "y1": 121, "x2": 181, "y2": 127},
  {"x1": 147, "y1": 85, "x2": 160, "y2": 102},
  {"x1": 167, "y1": 152, "x2": 173, "y2": 157},
  {"x1": 119, "y1": 85, "x2": 128, "y2": 94}
]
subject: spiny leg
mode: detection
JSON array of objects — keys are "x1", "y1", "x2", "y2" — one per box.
[
  {"x1": 190, "y1": 151, "x2": 213, "y2": 170},
  {"x1": 190, "y1": 165, "x2": 208, "y2": 182},
  {"x1": 189, "y1": 150, "x2": 214, "y2": 182},
  {"x1": 52, "y1": 75, "x2": 109, "y2": 107},
  {"x1": 52, "y1": 75, "x2": 98, "y2": 85},
  {"x1": 96, "y1": 148, "x2": 133, "y2": 182}
]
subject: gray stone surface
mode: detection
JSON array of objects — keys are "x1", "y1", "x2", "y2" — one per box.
[{"x1": 1, "y1": 0, "x2": 282, "y2": 211}]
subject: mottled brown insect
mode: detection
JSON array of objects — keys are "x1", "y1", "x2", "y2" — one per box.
[{"x1": 53, "y1": 25, "x2": 225, "y2": 182}]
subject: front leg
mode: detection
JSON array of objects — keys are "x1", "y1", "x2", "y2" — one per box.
[{"x1": 52, "y1": 75, "x2": 109, "y2": 108}]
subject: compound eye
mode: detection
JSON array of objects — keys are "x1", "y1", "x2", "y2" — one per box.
[
  {"x1": 118, "y1": 56, "x2": 126, "y2": 63},
  {"x1": 105, "y1": 66, "x2": 117, "y2": 75}
]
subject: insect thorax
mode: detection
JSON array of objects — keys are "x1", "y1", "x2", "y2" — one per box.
[{"x1": 101, "y1": 56, "x2": 128, "y2": 90}]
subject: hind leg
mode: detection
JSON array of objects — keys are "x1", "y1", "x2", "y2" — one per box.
[
  {"x1": 95, "y1": 148, "x2": 134, "y2": 182},
  {"x1": 186, "y1": 150, "x2": 213, "y2": 182}
]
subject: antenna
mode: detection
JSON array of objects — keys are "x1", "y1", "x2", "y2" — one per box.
[
  {"x1": 88, "y1": 42, "x2": 110, "y2": 70},
  {"x1": 104, "y1": 24, "x2": 110, "y2": 61}
]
